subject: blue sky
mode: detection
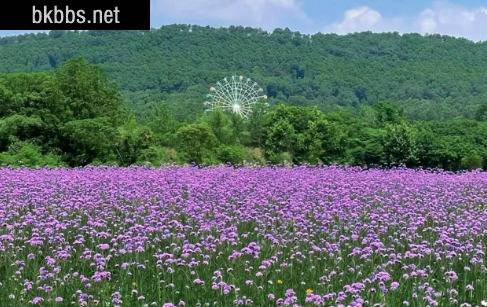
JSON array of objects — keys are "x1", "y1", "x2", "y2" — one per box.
[{"x1": 3, "y1": 0, "x2": 487, "y2": 41}]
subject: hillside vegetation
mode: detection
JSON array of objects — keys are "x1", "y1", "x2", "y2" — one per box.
[
  {"x1": 1, "y1": 27, "x2": 487, "y2": 121},
  {"x1": 0, "y1": 28, "x2": 487, "y2": 170}
]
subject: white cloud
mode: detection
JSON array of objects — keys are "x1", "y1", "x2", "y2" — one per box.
[
  {"x1": 150, "y1": 0, "x2": 309, "y2": 30},
  {"x1": 323, "y1": 6, "x2": 405, "y2": 34},
  {"x1": 324, "y1": 1, "x2": 487, "y2": 41}
]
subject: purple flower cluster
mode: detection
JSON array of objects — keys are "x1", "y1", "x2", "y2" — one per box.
[{"x1": 0, "y1": 165, "x2": 486, "y2": 306}]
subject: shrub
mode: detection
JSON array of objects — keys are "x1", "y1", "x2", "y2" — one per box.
[
  {"x1": 136, "y1": 146, "x2": 165, "y2": 166},
  {"x1": 216, "y1": 145, "x2": 243, "y2": 164},
  {"x1": 461, "y1": 151, "x2": 483, "y2": 170},
  {"x1": 242, "y1": 147, "x2": 266, "y2": 165},
  {"x1": 0, "y1": 144, "x2": 66, "y2": 167}
]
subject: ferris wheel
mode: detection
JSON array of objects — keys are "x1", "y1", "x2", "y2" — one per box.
[{"x1": 204, "y1": 75, "x2": 267, "y2": 118}]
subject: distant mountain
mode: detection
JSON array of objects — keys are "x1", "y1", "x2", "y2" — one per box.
[{"x1": 1, "y1": 27, "x2": 486, "y2": 121}]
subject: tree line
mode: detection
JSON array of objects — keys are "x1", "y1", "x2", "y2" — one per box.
[{"x1": 0, "y1": 57, "x2": 485, "y2": 171}]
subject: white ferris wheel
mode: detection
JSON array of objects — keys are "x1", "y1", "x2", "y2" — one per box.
[{"x1": 204, "y1": 75, "x2": 267, "y2": 118}]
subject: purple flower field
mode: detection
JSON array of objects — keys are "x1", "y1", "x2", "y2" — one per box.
[{"x1": 1, "y1": 165, "x2": 487, "y2": 307}]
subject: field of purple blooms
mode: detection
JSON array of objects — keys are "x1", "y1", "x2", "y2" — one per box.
[{"x1": 0, "y1": 165, "x2": 487, "y2": 307}]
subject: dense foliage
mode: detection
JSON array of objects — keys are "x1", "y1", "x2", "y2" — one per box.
[
  {"x1": 1, "y1": 29, "x2": 487, "y2": 170},
  {"x1": 1, "y1": 166, "x2": 487, "y2": 306},
  {"x1": 1, "y1": 28, "x2": 487, "y2": 121}
]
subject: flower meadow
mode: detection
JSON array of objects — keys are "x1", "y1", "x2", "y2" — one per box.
[{"x1": 1, "y1": 165, "x2": 487, "y2": 307}]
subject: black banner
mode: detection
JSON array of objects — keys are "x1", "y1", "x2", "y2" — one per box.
[{"x1": 1, "y1": 0, "x2": 147, "y2": 29}]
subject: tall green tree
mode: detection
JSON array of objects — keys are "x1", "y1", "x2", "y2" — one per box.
[
  {"x1": 461, "y1": 150, "x2": 483, "y2": 170},
  {"x1": 263, "y1": 105, "x2": 346, "y2": 164},
  {"x1": 116, "y1": 117, "x2": 153, "y2": 166},
  {"x1": 176, "y1": 124, "x2": 217, "y2": 164},
  {"x1": 382, "y1": 121, "x2": 419, "y2": 166},
  {"x1": 140, "y1": 102, "x2": 178, "y2": 146},
  {"x1": 374, "y1": 101, "x2": 403, "y2": 128},
  {"x1": 202, "y1": 108, "x2": 234, "y2": 145},
  {"x1": 55, "y1": 57, "x2": 122, "y2": 124},
  {"x1": 246, "y1": 99, "x2": 268, "y2": 147},
  {"x1": 59, "y1": 117, "x2": 118, "y2": 166}
]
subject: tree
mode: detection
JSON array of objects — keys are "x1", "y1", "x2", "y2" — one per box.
[
  {"x1": 358, "y1": 104, "x2": 377, "y2": 127},
  {"x1": 374, "y1": 101, "x2": 403, "y2": 127},
  {"x1": 0, "y1": 143, "x2": 65, "y2": 168},
  {"x1": 263, "y1": 105, "x2": 346, "y2": 164},
  {"x1": 136, "y1": 146, "x2": 165, "y2": 166},
  {"x1": 246, "y1": 99, "x2": 268, "y2": 147},
  {"x1": 140, "y1": 102, "x2": 178, "y2": 146},
  {"x1": 55, "y1": 57, "x2": 122, "y2": 124},
  {"x1": 475, "y1": 102, "x2": 487, "y2": 121},
  {"x1": 262, "y1": 108, "x2": 295, "y2": 163},
  {"x1": 202, "y1": 108, "x2": 234, "y2": 145},
  {"x1": 59, "y1": 117, "x2": 118, "y2": 166},
  {"x1": 176, "y1": 124, "x2": 217, "y2": 164},
  {"x1": 0, "y1": 115, "x2": 44, "y2": 151},
  {"x1": 116, "y1": 117, "x2": 153, "y2": 166},
  {"x1": 216, "y1": 145, "x2": 244, "y2": 164},
  {"x1": 347, "y1": 127, "x2": 386, "y2": 166},
  {"x1": 461, "y1": 150, "x2": 483, "y2": 170},
  {"x1": 382, "y1": 121, "x2": 419, "y2": 166},
  {"x1": 415, "y1": 123, "x2": 442, "y2": 168}
]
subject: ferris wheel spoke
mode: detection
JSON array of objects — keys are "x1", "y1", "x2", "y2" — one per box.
[{"x1": 204, "y1": 75, "x2": 267, "y2": 117}]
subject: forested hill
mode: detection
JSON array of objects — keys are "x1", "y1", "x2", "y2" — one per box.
[{"x1": 1, "y1": 27, "x2": 487, "y2": 121}]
